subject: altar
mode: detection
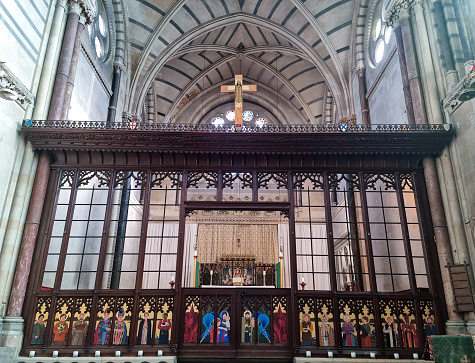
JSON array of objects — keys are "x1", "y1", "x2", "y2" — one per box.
[{"x1": 198, "y1": 257, "x2": 277, "y2": 287}]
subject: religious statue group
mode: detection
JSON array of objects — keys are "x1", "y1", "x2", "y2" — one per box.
[
  {"x1": 300, "y1": 314, "x2": 335, "y2": 347},
  {"x1": 300, "y1": 314, "x2": 375, "y2": 347}
]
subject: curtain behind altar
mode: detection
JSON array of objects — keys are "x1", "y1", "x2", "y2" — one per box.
[
  {"x1": 183, "y1": 223, "x2": 198, "y2": 287},
  {"x1": 197, "y1": 224, "x2": 278, "y2": 265},
  {"x1": 278, "y1": 223, "x2": 291, "y2": 288}
]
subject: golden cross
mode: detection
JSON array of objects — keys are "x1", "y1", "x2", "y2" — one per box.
[{"x1": 220, "y1": 75, "x2": 257, "y2": 131}]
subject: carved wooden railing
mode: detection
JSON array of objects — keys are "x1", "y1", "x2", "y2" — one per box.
[{"x1": 22, "y1": 120, "x2": 452, "y2": 133}]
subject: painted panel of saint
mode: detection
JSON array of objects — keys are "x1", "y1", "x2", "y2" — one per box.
[
  {"x1": 136, "y1": 312, "x2": 152, "y2": 345},
  {"x1": 341, "y1": 314, "x2": 356, "y2": 347},
  {"x1": 241, "y1": 307, "x2": 254, "y2": 343},
  {"x1": 316, "y1": 299, "x2": 335, "y2": 347},
  {"x1": 217, "y1": 310, "x2": 230, "y2": 343},
  {"x1": 52, "y1": 313, "x2": 70, "y2": 345},
  {"x1": 113, "y1": 308, "x2": 128, "y2": 345},
  {"x1": 71, "y1": 312, "x2": 88, "y2": 346},
  {"x1": 319, "y1": 314, "x2": 334, "y2": 347},
  {"x1": 94, "y1": 308, "x2": 112, "y2": 345},
  {"x1": 400, "y1": 314, "x2": 419, "y2": 348},
  {"x1": 200, "y1": 304, "x2": 214, "y2": 343},
  {"x1": 30, "y1": 313, "x2": 47, "y2": 345},
  {"x1": 357, "y1": 300, "x2": 375, "y2": 348},
  {"x1": 256, "y1": 306, "x2": 272, "y2": 343},
  {"x1": 156, "y1": 312, "x2": 172, "y2": 344},
  {"x1": 273, "y1": 303, "x2": 287, "y2": 343},
  {"x1": 382, "y1": 315, "x2": 399, "y2": 348},
  {"x1": 300, "y1": 313, "x2": 314, "y2": 346},
  {"x1": 359, "y1": 316, "x2": 373, "y2": 347},
  {"x1": 184, "y1": 302, "x2": 199, "y2": 343}
]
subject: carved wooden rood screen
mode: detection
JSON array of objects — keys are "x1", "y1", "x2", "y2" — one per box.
[{"x1": 20, "y1": 122, "x2": 451, "y2": 359}]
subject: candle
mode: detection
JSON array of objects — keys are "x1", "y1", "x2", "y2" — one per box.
[
  {"x1": 301, "y1": 277, "x2": 305, "y2": 283},
  {"x1": 263, "y1": 271, "x2": 266, "y2": 276},
  {"x1": 171, "y1": 275, "x2": 175, "y2": 282},
  {"x1": 194, "y1": 250, "x2": 197, "y2": 257},
  {"x1": 210, "y1": 270, "x2": 213, "y2": 275}
]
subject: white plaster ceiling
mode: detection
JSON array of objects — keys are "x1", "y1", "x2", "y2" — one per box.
[{"x1": 123, "y1": 0, "x2": 365, "y2": 125}]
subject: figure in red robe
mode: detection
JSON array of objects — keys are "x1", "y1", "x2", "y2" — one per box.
[
  {"x1": 401, "y1": 315, "x2": 419, "y2": 348},
  {"x1": 157, "y1": 313, "x2": 171, "y2": 344}
]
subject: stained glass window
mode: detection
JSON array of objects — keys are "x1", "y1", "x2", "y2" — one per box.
[
  {"x1": 226, "y1": 110, "x2": 235, "y2": 121},
  {"x1": 212, "y1": 117, "x2": 224, "y2": 126},
  {"x1": 243, "y1": 111, "x2": 254, "y2": 121},
  {"x1": 255, "y1": 118, "x2": 267, "y2": 127}
]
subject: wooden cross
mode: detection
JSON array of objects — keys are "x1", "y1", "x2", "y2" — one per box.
[{"x1": 220, "y1": 75, "x2": 257, "y2": 131}]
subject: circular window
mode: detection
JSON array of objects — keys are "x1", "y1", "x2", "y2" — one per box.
[
  {"x1": 243, "y1": 110, "x2": 253, "y2": 121},
  {"x1": 374, "y1": 39, "x2": 385, "y2": 64},
  {"x1": 225, "y1": 110, "x2": 235, "y2": 121},
  {"x1": 255, "y1": 118, "x2": 267, "y2": 127},
  {"x1": 87, "y1": 0, "x2": 109, "y2": 62},
  {"x1": 369, "y1": 0, "x2": 392, "y2": 65},
  {"x1": 384, "y1": 26, "x2": 392, "y2": 44},
  {"x1": 212, "y1": 117, "x2": 224, "y2": 126},
  {"x1": 373, "y1": 19, "x2": 381, "y2": 41}
]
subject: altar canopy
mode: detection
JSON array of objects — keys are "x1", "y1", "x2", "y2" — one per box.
[{"x1": 196, "y1": 224, "x2": 278, "y2": 265}]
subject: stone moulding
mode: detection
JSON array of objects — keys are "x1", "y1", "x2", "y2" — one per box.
[
  {"x1": 0, "y1": 63, "x2": 34, "y2": 110},
  {"x1": 443, "y1": 71, "x2": 475, "y2": 115},
  {"x1": 21, "y1": 121, "x2": 453, "y2": 157}
]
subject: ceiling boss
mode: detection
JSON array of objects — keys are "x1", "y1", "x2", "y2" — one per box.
[{"x1": 221, "y1": 75, "x2": 257, "y2": 131}]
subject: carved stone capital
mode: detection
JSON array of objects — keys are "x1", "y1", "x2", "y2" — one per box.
[
  {"x1": 113, "y1": 62, "x2": 126, "y2": 74},
  {"x1": 356, "y1": 66, "x2": 366, "y2": 77},
  {"x1": 0, "y1": 63, "x2": 34, "y2": 109},
  {"x1": 443, "y1": 70, "x2": 475, "y2": 114},
  {"x1": 385, "y1": 0, "x2": 411, "y2": 26},
  {"x1": 68, "y1": 0, "x2": 94, "y2": 24},
  {"x1": 122, "y1": 112, "x2": 133, "y2": 123}
]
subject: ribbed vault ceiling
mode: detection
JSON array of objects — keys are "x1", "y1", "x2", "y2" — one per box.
[{"x1": 124, "y1": 0, "x2": 360, "y2": 125}]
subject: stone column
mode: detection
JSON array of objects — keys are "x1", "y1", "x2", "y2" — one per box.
[
  {"x1": 47, "y1": 3, "x2": 80, "y2": 120},
  {"x1": 107, "y1": 64, "x2": 123, "y2": 124},
  {"x1": 398, "y1": 7, "x2": 427, "y2": 125},
  {"x1": 394, "y1": 21, "x2": 416, "y2": 124},
  {"x1": 32, "y1": 0, "x2": 68, "y2": 120},
  {"x1": 412, "y1": 0, "x2": 471, "y2": 273},
  {"x1": 6, "y1": 152, "x2": 51, "y2": 317},
  {"x1": 431, "y1": 0, "x2": 458, "y2": 89},
  {"x1": 61, "y1": 14, "x2": 87, "y2": 119},
  {"x1": 390, "y1": 2, "x2": 463, "y2": 326},
  {"x1": 356, "y1": 67, "x2": 371, "y2": 125}
]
